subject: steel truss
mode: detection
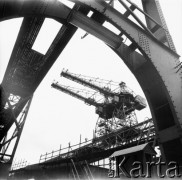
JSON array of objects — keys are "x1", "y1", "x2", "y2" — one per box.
[
  {"x1": 53, "y1": 71, "x2": 146, "y2": 138},
  {"x1": 36, "y1": 118, "x2": 154, "y2": 165},
  {"x1": 0, "y1": 0, "x2": 181, "y2": 175},
  {"x1": 0, "y1": 85, "x2": 32, "y2": 174}
]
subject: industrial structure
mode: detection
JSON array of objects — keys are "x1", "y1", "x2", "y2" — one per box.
[
  {"x1": 9, "y1": 118, "x2": 155, "y2": 179},
  {"x1": 0, "y1": 0, "x2": 182, "y2": 179},
  {"x1": 52, "y1": 70, "x2": 147, "y2": 137}
]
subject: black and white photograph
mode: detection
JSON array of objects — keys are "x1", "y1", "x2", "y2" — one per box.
[{"x1": 0, "y1": 0, "x2": 182, "y2": 179}]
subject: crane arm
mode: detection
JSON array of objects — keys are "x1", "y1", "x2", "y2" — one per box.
[
  {"x1": 61, "y1": 70, "x2": 115, "y2": 97},
  {"x1": 51, "y1": 83, "x2": 101, "y2": 107}
]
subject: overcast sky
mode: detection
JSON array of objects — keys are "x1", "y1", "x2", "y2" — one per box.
[{"x1": 0, "y1": 0, "x2": 182, "y2": 165}]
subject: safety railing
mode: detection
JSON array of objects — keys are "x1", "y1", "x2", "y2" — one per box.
[{"x1": 39, "y1": 118, "x2": 155, "y2": 163}]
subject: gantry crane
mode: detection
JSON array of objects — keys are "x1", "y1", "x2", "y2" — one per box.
[{"x1": 52, "y1": 69, "x2": 147, "y2": 137}]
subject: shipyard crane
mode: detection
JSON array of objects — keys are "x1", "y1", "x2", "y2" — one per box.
[
  {"x1": 61, "y1": 70, "x2": 146, "y2": 110},
  {"x1": 52, "y1": 70, "x2": 147, "y2": 137}
]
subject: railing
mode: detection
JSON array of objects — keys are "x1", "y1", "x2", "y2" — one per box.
[
  {"x1": 39, "y1": 138, "x2": 93, "y2": 163},
  {"x1": 11, "y1": 159, "x2": 28, "y2": 171},
  {"x1": 39, "y1": 118, "x2": 155, "y2": 163},
  {"x1": 10, "y1": 118, "x2": 154, "y2": 173}
]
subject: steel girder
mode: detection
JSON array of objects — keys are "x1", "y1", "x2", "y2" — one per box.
[
  {"x1": 1, "y1": 17, "x2": 77, "y2": 98},
  {"x1": 141, "y1": 0, "x2": 176, "y2": 52},
  {"x1": 2, "y1": 17, "x2": 45, "y2": 97},
  {"x1": 0, "y1": 0, "x2": 79, "y2": 177},
  {"x1": 74, "y1": 0, "x2": 182, "y2": 163},
  {"x1": 0, "y1": 85, "x2": 32, "y2": 178},
  {"x1": 0, "y1": 0, "x2": 181, "y2": 166}
]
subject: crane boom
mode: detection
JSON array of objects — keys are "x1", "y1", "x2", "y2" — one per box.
[
  {"x1": 52, "y1": 71, "x2": 147, "y2": 137},
  {"x1": 61, "y1": 70, "x2": 147, "y2": 111},
  {"x1": 51, "y1": 83, "x2": 100, "y2": 107},
  {"x1": 61, "y1": 70, "x2": 115, "y2": 97}
]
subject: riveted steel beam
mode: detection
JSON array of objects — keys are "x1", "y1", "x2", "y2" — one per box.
[
  {"x1": 73, "y1": 0, "x2": 182, "y2": 163},
  {"x1": 0, "y1": 0, "x2": 71, "y2": 23},
  {"x1": 142, "y1": 0, "x2": 176, "y2": 52},
  {"x1": 68, "y1": 10, "x2": 122, "y2": 48},
  {"x1": 2, "y1": 17, "x2": 45, "y2": 97}
]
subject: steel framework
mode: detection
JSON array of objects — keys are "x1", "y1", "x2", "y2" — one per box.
[
  {"x1": 0, "y1": 0, "x2": 182, "y2": 177},
  {"x1": 9, "y1": 118, "x2": 155, "y2": 179},
  {"x1": 52, "y1": 71, "x2": 146, "y2": 137},
  {"x1": 0, "y1": 85, "x2": 33, "y2": 177}
]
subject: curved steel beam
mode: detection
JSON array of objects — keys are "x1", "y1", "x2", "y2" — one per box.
[
  {"x1": 0, "y1": 0, "x2": 70, "y2": 23},
  {"x1": 70, "y1": 0, "x2": 182, "y2": 163},
  {"x1": 0, "y1": 0, "x2": 182, "y2": 163}
]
